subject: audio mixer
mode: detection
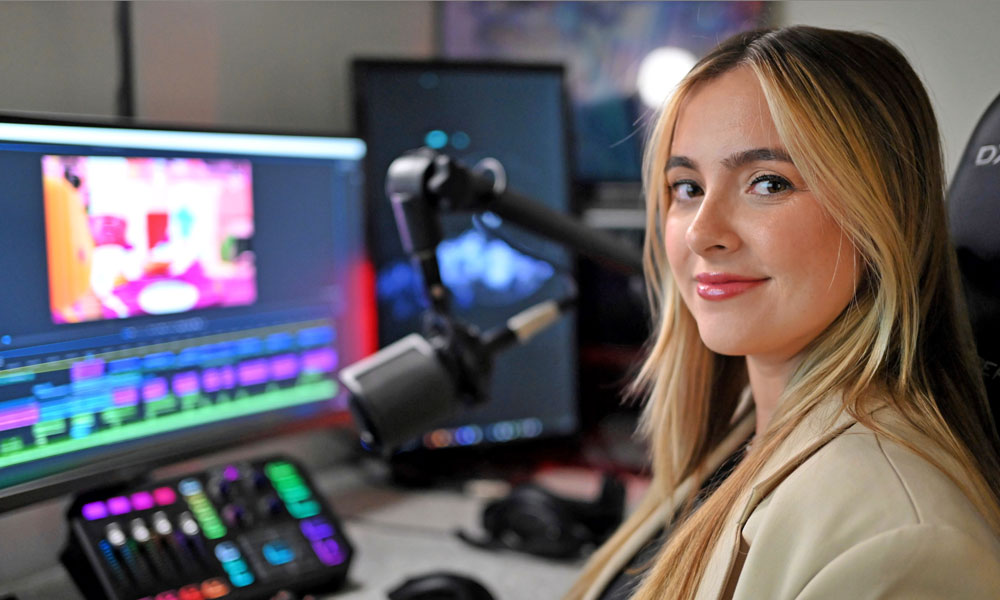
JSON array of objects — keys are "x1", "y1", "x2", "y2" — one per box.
[{"x1": 61, "y1": 456, "x2": 353, "y2": 600}]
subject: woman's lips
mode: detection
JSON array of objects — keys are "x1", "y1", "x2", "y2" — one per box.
[{"x1": 695, "y1": 273, "x2": 768, "y2": 300}]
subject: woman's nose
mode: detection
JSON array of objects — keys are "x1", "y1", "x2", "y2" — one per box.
[{"x1": 685, "y1": 192, "x2": 740, "y2": 256}]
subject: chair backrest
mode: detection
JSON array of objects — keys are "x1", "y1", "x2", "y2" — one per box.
[{"x1": 948, "y1": 91, "x2": 1000, "y2": 423}]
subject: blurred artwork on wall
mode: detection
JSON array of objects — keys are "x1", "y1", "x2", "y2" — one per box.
[{"x1": 441, "y1": 1, "x2": 769, "y2": 182}]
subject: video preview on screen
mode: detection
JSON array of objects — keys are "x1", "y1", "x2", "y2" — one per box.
[{"x1": 42, "y1": 155, "x2": 258, "y2": 325}]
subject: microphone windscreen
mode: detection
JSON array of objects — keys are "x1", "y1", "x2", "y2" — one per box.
[{"x1": 340, "y1": 333, "x2": 458, "y2": 454}]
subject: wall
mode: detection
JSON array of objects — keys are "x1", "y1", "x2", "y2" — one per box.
[
  {"x1": 0, "y1": 1, "x2": 435, "y2": 132},
  {"x1": 131, "y1": 1, "x2": 435, "y2": 132},
  {"x1": 779, "y1": 0, "x2": 1000, "y2": 177},
  {"x1": 0, "y1": 2, "x2": 119, "y2": 117}
]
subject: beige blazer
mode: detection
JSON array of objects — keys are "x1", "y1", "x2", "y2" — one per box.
[{"x1": 586, "y1": 395, "x2": 1000, "y2": 599}]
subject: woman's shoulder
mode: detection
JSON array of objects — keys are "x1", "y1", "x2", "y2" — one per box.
[
  {"x1": 765, "y1": 420, "x2": 997, "y2": 541},
  {"x1": 733, "y1": 421, "x2": 1000, "y2": 598}
]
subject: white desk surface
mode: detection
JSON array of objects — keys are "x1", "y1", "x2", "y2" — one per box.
[{"x1": 1, "y1": 431, "x2": 600, "y2": 599}]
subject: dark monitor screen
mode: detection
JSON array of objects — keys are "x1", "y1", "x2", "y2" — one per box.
[
  {"x1": 353, "y1": 60, "x2": 579, "y2": 453},
  {"x1": 0, "y1": 116, "x2": 374, "y2": 512}
]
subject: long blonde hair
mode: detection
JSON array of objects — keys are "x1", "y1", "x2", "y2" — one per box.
[{"x1": 566, "y1": 26, "x2": 1000, "y2": 600}]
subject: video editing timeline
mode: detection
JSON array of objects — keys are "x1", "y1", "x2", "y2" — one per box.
[
  {"x1": 0, "y1": 320, "x2": 339, "y2": 470},
  {"x1": 62, "y1": 456, "x2": 353, "y2": 600}
]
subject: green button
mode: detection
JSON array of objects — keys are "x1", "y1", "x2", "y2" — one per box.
[
  {"x1": 271, "y1": 473, "x2": 305, "y2": 488},
  {"x1": 277, "y1": 487, "x2": 311, "y2": 503},
  {"x1": 286, "y1": 499, "x2": 320, "y2": 518},
  {"x1": 265, "y1": 462, "x2": 296, "y2": 479},
  {"x1": 203, "y1": 524, "x2": 227, "y2": 539}
]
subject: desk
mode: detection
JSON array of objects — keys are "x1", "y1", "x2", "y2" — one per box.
[{"x1": 1, "y1": 431, "x2": 588, "y2": 599}]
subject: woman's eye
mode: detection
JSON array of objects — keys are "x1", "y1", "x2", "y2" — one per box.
[
  {"x1": 670, "y1": 180, "x2": 703, "y2": 201},
  {"x1": 749, "y1": 175, "x2": 793, "y2": 196}
]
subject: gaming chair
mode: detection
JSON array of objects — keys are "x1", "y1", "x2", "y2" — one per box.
[{"x1": 949, "y1": 90, "x2": 1000, "y2": 426}]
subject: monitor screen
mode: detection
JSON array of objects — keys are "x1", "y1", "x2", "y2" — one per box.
[
  {"x1": 353, "y1": 60, "x2": 579, "y2": 454},
  {"x1": 0, "y1": 116, "x2": 374, "y2": 511}
]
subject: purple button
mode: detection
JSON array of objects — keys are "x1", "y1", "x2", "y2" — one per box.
[
  {"x1": 82, "y1": 501, "x2": 108, "y2": 521},
  {"x1": 223, "y1": 465, "x2": 240, "y2": 482},
  {"x1": 131, "y1": 491, "x2": 154, "y2": 511},
  {"x1": 300, "y1": 517, "x2": 334, "y2": 541},
  {"x1": 311, "y1": 538, "x2": 345, "y2": 566},
  {"x1": 107, "y1": 496, "x2": 131, "y2": 516}
]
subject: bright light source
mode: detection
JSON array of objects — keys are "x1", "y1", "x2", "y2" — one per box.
[{"x1": 636, "y1": 46, "x2": 698, "y2": 109}]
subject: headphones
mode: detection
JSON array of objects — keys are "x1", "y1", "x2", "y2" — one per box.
[{"x1": 457, "y1": 473, "x2": 626, "y2": 559}]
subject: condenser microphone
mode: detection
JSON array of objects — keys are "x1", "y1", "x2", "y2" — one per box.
[{"x1": 341, "y1": 333, "x2": 456, "y2": 453}]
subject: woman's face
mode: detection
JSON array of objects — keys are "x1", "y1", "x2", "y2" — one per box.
[{"x1": 664, "y1": 67, "x2": 859, "y2": 364}]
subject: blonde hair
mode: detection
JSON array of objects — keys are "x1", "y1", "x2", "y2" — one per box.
[{"x1": 566, "y1": 26, "x2": 1000, "y2": 599}]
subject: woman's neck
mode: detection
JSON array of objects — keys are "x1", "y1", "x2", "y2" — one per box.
[{"x1": 746, "y1": 354, "x2": 801, "y2": 438}]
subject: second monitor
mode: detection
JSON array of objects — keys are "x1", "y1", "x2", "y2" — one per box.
[{"x1": 352, "y1": 59, "x2": 579, "y2": 455}]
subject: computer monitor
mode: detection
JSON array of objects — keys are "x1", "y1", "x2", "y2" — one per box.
[
  {"x1": 352, "y1": 59, "x2": 579, "y2": 455},
  {"x1": 0, "y1": 115, "x2": 374, "y2": 512}
]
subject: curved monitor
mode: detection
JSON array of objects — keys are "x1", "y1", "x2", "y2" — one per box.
[{"x1": 0, "y1": 115, "x2": 374, "y2": 512}]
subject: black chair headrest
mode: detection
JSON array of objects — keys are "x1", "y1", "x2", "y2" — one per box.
[{"x1": 948, "y1": 91, "x2": 1000, "y2": 414}]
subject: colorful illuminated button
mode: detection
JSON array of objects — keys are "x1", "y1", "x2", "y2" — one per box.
[
  {"x1": 262, "y1": 539, "x2": 295, "y2": 565},
  {"x1": 155, "y1": 592, "x2": 180, "y2": 600},
  {"x1": 179, "y1": 478, "x2": 227, "y2": 539},
  {"x1": 154, "y1": 486, "x2": 178, "y2": 506},
  {"x1": 107, "y1": 496, "x2": 131, "y2": 516},
  {"x1": 214, "y1": 541, "x2": 242, "y2": 563},
  {"x1": 300, "y1": 517, "x2": 334, "y2": 540},
  {"x1": 265, "y1": 461, "x2": 321, "y2": 518},
  {"x1": 311, "y1": 538, "x2": 346, "y2": 566},
  {"x1": 131, "y1": 491, "x2": 155, "y2": 511},
  {"x1": 178, "y1": 478, "x2": 203, "y2": 495},
  {"x1": 82, "y1": 501, "x2": 108, "y2": 521},
  {"x1": 178, "y1": 585, "x2": 204, "y2": 600},
  {"x1": 223, "y1": 464, "x2": 240, "y2": 482},
  {"x1": 221, "y1": 558, "x2": 254, "y2": 588},
  {"x1": 285, "y1": 499, "x2": 320, "y2": 519},
  {"x1": 200, "y1": 579, "x2": 230, "y2": 600}
]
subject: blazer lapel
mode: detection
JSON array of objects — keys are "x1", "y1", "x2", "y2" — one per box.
[
  {"x1": 698, "y1": 397, "x2": 858, "y2": 600},
  {"x1": 584, "y1": 406, "x2": 756, "y2": 600}
]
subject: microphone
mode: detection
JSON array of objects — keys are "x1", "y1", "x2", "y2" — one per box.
[{"x1": 339, "y1": 298, "x2": 571, "y2": 454}]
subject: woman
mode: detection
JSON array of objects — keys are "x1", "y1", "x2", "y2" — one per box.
[{"x1": 566, "y1": 26, "x2": 1000, "y2": 599}]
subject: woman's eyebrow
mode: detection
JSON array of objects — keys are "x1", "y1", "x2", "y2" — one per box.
[
  {"x1": 722, "y1": 147, "x2": 794, "y2": 169},
  {"x1": 665, "y1": 148, "x2": 793, "y2": 172},
  {"x1": 666, "y1": 156, "x2": 696, "y2": 170}
]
